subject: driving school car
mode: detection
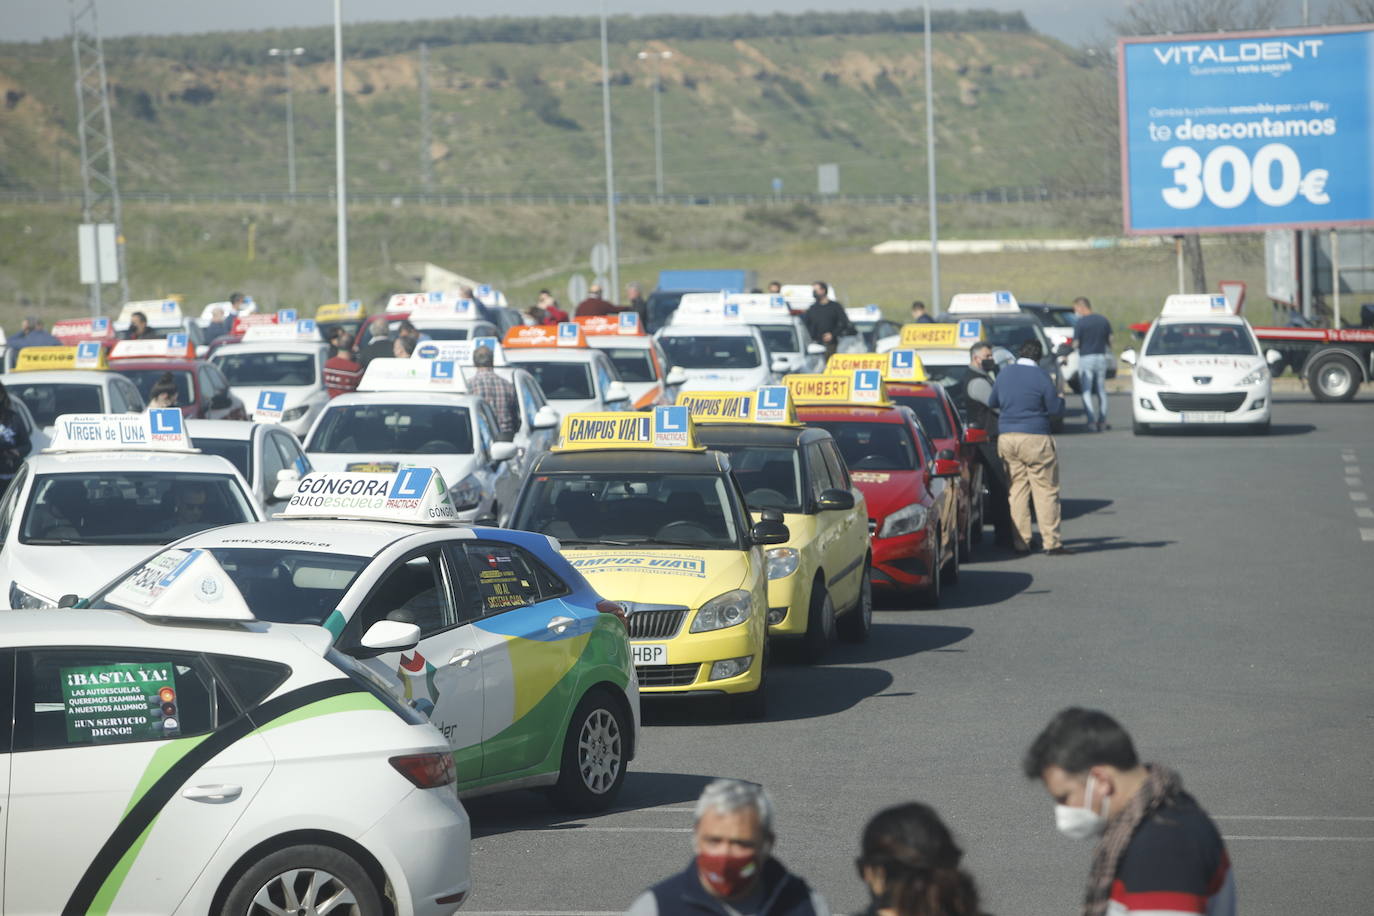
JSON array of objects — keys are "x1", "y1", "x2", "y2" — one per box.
[
  {"x1": 669, "y1": 292, "x2": 825, "y2": 374},
  {"x1": 107, "y1": 336, "x2": 248, "y2": 420},
  {"x1": 655, "y1": 322, "x2": 780, "y2": 393},
  {"x1": 86, "y1": 466, "x2": 640, "y2": 811},
  {"x1": 7, "y1": 344, "x2": 146, "y2": 434},
  {"x1": 501, "y1": 323, "x2": 634, "y2": 415},
  {"x1": 508, "y1": 407, "x2": 789, "y2": 718},
  {"x1": 577, "y1": 313, "x2": 687, "y2": 409},
  {"x1": 209, "y1": 320, "x2": 331, "y2": 437},
  {"x1": 683, "y1": 387, "x2": 871, "y2": 662}
]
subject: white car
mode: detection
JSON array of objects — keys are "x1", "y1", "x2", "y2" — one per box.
[
  {"x1": 209, "y1": 324, "x2": 331, "y2": 438},
  {"x1": 87, "y1": 466, "x2": 640, "y2": 812},
  {"x1": 0, "y1": 603, "x2": 471, "y2": 914},
  {"x1": 384, "y1": 293, "x2": 501, "y2": 341},
  {"x1": 1, "y1": 411, "x2": 262, "y2": 608},
  {"x1": 1124, "y1": 295, "x2": 1272, "y2": 435},
  {"x1": 502, "y1": 324, "x2": 633, "y2": 415},
  {"x1": 188, "y1": 418, "x2": 313, "y2": 515},
  {"x1": 302, "y1": 358, "x2": 522, "y2": 523},
  {"x1": 9, "y1": 394, "x2": 51, "y2": 454},
  {"x1": 671, "y1": 292, "x2": 826, "y2": 374},
  {"x1": 656, "y1": 323, "x2": 779, "y2": 392},
  {"x1": 8, "y1": 364, "x2": 146, "y2": 436},
  {"x1": 578, "y1": 314, "x2": 688, "y2": 409}
]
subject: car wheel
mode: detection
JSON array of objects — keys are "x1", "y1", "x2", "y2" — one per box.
[
  {"x1": 838, "y1": 563, "x2": 872, "y2": 643},
  {"x1": 971, "y1": 485, "x2": 986, "y2": 545},
  {"x1": 916, "y1": 533, "x2": 941, "y2": 608},
  {"x1": 802, "y1": 582, "x2": 836, "y2": 663},
  {"x1": 551, "y1": 689, "x2": 628, "y2": 812},
  {"x1": 957, "y1": 501, "x2": 973, "y2": 564},
  {"x1": 1132, "y1": 420, "x2": 1149, "y2": 436},
  {"x1": 222, "y1": 844, "x2": 383, "y2": 916},
  {"x1": 730, "y1": 645, "x2": 768, "y2": 720},
  {"x1": 1309, "y1": 353, "x2": 1361, "y2": 402}
]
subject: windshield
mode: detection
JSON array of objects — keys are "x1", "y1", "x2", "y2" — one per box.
[
  {"x1": 1035, "y1": 309, "x2": 1077, "y2": 328},
  {"x1": 307, "y1": 404, "x2": 474, "y2": 454},
  {"x1": 115, "y1": 369, "x2": 195, "y2": 405},
  {"x1": 213, "y1": 351, "x2": 317, "y2": 387},
  {"x1": 1146, "y1": 322, "x2": 1256, "y2": 356},
  {"x1": 981, "y1": 319, "x2": 1044, "y2": 353},
  {"x1": 757, "y1": 326, "x2": 800, "y2": 354},
  {"x1": 659, "y1": 335, "x2": 761, "y2": 369},
  {"x1": 93, "y1": 547, "x2": 367, "y2": 626},
  {"x1": 514, "y1": 472, "x2": 741, "y2": 549},
  {"x1": 515, "y1": 361, "x2": 594, "y2": 400},
  {"x1": 711, "y1": 445, "x2": 803, "y2": 513},
  {"x1": 7, "y1": 383, "x2": 102, "y2": 428},
  {"x1": 195, "y1": 438, "x2": 251, "y2": 479},
  {"x1": 602, "y1": 348, "x2": 656, "y2": 383},
  {"x1": 20, "y1": 471, "x2": 255, "y2": 546},
  {"x1": 809, "y1": 420, "x2": 919, "y2": 471},
  {"x1": 890, "y1": 394, "x2": 954, "y2": 439}
]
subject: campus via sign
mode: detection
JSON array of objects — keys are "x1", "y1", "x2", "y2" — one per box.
[{"x1": 1118, "y1": 25, "x2": 1374, "y2": 234}]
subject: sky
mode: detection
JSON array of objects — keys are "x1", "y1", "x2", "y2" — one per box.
[{"x1": 2, "y1": 0, "x2": 1357, "y2": 47}]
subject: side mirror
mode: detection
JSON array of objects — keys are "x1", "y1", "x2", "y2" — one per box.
[
  {"x1": 933, "y1": 449, "x2": 960, "y2": 478},
  {"x1": 57, "y1": 593, "x2": 79, "y2": 608},
  {"x1": 758, "y1": 507, "x2": 785, "y2": 523},
  {"x1": 1120, "y1": 348, "x2": 1137, "y2": 367},
  {"x1": 665, "y1": 366, "x2": 689, "y2": 386},
  {"x1": 604, "y1": 381, "x2": 630, "y2": 403},
  {"x1": 805, "y1": 342, "x2": 826, "y2": 355},
  {"x1": 532, "y1": 405, "x2": 560, "y2": 430},
  {"x1": 210, "y1": 392, "x2": 232, "y2": 410},
  {"x1": 491, "y1": 441, "x2": 518, "y2": 463},
  {"x1": 816, "y1": 488, "x2": 855, "y2": 511},
  {"x1": 354, "y1": 620, "x2": 421, "y2": 658},
  {"x1": 770, "y1": 357, "x2": 791, "y2": 374},
  {"x1": 1265, "y1": 348, "x2": 1284, "y2": 366},
  {"x1": 749, "y1": 519, "x2": 790, "y2": 546},
  {"x1": 963, "y1": 427, "x2": 988, "y2": 445},
  {"x1": 272, "y1": 468, "x2": 300, "y2": 500}
]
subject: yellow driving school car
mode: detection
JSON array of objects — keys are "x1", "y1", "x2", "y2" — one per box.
[
  {"x1": 680, "y1": 387, "x2": 871, "y2": 662},
  {"x1": 508, "y1": 406, "x2": 787, "y2": 718}
]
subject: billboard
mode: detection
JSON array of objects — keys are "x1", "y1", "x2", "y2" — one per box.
[{"x1": 1119, "y1": 25, "x2": 1374, "y2": 235}]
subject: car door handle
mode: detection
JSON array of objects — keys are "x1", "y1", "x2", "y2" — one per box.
[
  {"x1": 182, "y1": 784, "x2": 242, "y2": 802},
  {"x1": 546, "y1": 616, "x2": 575, "y2": 634},
  {"x1": 447, "y1": 648, "x2": 476, "y2": 667}
]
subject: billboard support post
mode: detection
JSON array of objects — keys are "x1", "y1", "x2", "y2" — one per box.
[{"x1": 1174, "y1": 236, "x2": 1184, "y2": 294}]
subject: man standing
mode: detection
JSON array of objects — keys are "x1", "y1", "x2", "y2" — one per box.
[
  {"x1": 323, "y1": 327, "x2": 363, "y2": 398},
  {"x1": 627, "y1": 779, "x2": 829, "y2": 916},
  {"x1": 467, "y1": 346, "x2": 519, "y2": 442},
  {"x1": 965, "y1": 342, "x2": 1013, "y2": 546},
  {"x1": 767, "y1": 281, "x2": 783, "y2": 294},
  {"x1": 9, "y1": 317, "x2": 60, "y2": 354},
  {"x1": 988, "y1": 339, "x2": 1069, "y2": 555},
  {"x1": 537, "y1": 290, "x2": 569, "y2": 324},
  {"x1": 575, "y1": 283, "x2": 623, "y2": 318},
  {"x1": 910, "y1": 301, "x2": 935, "y2": 323},
  {"x1": 357, "y1": 317, "x2": 394, "y2": 368},
  {"x1": 1072, "y1": 297, "x2": 1113, "y2": 431},
  {"x1": 625, "y1": 282, "x2": 648, "y2": 325},
  {"x1": 801, "y1": 281, "x2": 854, "y2": 360},
  {"x1": 1023, "y1": 708, "x2": 1235, "y2": 916},
  {"x1": 123, "y1": 311, "x2": 155, "y2": 340}
]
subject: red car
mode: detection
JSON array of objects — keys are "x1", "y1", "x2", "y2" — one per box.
[
  {"x1": 795, "y1": 396, "x2": 961, "y2": 606},
  {"x1": 885, "y1": 380, "x2": 989, "y2": 562},
  {"x1": 107, "y1": 341, "x2": 247, "y2": 420}
]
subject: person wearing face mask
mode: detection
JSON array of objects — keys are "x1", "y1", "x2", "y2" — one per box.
[
  {"x1": 626, "y1": 779, "x2": 830, "y2": 916},
  {"x1": 855, "y1": 802, "x2": 982, "y2": 916},
  {"x1": 964, "y1": 343, "x2": 1013, "y2": 547},
  {"x1": 1022, "y1": 708, "x2": 1235, "y2": 916}
]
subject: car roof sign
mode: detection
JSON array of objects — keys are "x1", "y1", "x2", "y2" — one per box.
[
  {"x1": 356, "y1": 357, "x2": 468, "y2": 393},
  {"x1": 947, "y1": 291, "x2": 1020, "y2": 314},
  {"x1": 13, "y1": 344, "x2": 109, "y2": 372},
  {"x1": 412, "y1": 337, "x2": 506, "y2": 366},
  {"x1": 241, "y1": 319, "x2": 320, "y2": 342},
  {"x1": 555, "y1": 405, "x2": 703, "y2": 452},
  {"x1": 116, "y1": 299, "x2": 184, "y2": 328},
  {"x1": 52, "y1": 317, "x2": 116, "y2": 345},
  {"x1": 576, "y1": 313, "x2": 645, "y2": 336},
  {"x1": 900, "y1": 320, "x2": 985, "y2": 349},
  {"x1": 678, "y1": 386, "x2": 799, "y2": 426},
  {"x1": 786, "y1": 371, "x2": 890, "y2": 406},
  {"x1": 825, "y1": 350, "x2": 927, "y2": 381},
  {"x1": 1160, "y1": 294, "x2": 1235, "y2": 317},
  {"x1": 503, "y1": 323, "x2": 588, "y2": 349},
  {"x1": 315, "y1": 300, "x2": 363, "y2": 320},
  {"x1": 280, "y1": 466, "x2": 461, "y2": 524},
  {"x1": 108, "y1": 336, "x2": 196, "y2": 360},
  {"x1": 103, "y1": 548, "x2": 256, "y2": 621},
  {"x1": 45, "y1": 410, "x2": 197, "y2": 454}
]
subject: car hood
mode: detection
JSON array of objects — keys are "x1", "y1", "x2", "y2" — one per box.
[
  {"x1": 562, "y1": 548, "x2": 750, "y2": 611},
  {"x1": 1143, "y1": 354, "x2": 1265, "y2": 382},
  {"x1": 623, "y1": 380, "x2": 666, "y2": 409},
  {"x1": 8, "y1": 545, "x2": 157, "y2": 604},
  {"x1": 228, "y1": 384, "x2": 322, "y2": 411},
  {"x1": 848, "y1": 470, "x2": 923, "y2": 521},
  {"x1": 307, "y1": 452, "x2": 480, "y2": 480},
  {"x1": 547, "y1": 396, "x2": 607, "y2": 415},
  {"x1": 678, "y1": 367, "x2": 771, "y2": 391}
]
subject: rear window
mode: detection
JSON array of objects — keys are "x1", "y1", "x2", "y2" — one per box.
[
  {"x1": 213, "y1": 351, "x2": 317, "y2": 387},
  {"x1": 306, "y1": 404, "x2": 474, "y2": 454},
  {"x1": 514, "y1": 361, "x2": 594, "y2": 400},
  {"x1": 114, "y1": 369, "x2": 195, "y2": 406},
  {"x1": 8, "y1": 383, "x2": 103, "y2": 428},
  {"x1": 602, "y1": 348, "x2": 656, "y2": 383}
]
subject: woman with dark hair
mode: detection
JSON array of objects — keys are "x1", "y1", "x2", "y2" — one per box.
[
  {"x1": 0, "y1": 381, "x2": 32, "y2": 485},
  {"x1": 855, "y1": 803, "x2": 983, "y2": 916},
  {"x1": 148, "y1": 372, "x2": 179, "y2": 409}
]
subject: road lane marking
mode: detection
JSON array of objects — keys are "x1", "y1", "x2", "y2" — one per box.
[
  {"x1": 1346, "y1": 466, "x2": 1361, "y2": 474},
  {"x1": 1357, "y1": 508, "x2": 1374, "y2": 519},
  {"x1": 1361, "y1": 529, "x2": 1374, "y2": 542},
  {"x1": 1351, "y1": 492, "x2": 1369, "y2": 501},
  {"x1": 1346, "y1": 477, "x2": 1364, "y2": 486}
]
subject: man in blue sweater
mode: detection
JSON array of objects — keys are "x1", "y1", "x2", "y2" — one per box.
[{"x1": 988, "y1": 339, "x2": 1071, "y2": 555}]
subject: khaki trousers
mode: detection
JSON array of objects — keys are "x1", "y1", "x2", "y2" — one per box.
[{"x1": 997, "y1": 432, "x2": 1062, "y2": 550}]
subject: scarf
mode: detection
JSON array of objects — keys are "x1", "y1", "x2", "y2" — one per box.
[{"x1": 1082, "y1": 763, "x2": 1183, "y2": 916}]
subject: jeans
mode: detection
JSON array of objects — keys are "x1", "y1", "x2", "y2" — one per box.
[{"x1": 1078, "y1": 353, "x2": 1110, "y2": 425}]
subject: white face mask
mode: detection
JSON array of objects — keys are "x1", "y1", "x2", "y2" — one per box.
[{"x1": 1055, "y1": 773, "x2": 1109, "y2": 840}]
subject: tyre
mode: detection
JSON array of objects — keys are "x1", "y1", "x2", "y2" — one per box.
[
  {"x1": 1309, "y1": 353, "x2": 1361, "y2": 402},
  {"x1": 550, "y1": 689, "x2": 628, "y2": 812},
  {"x1": 838, "y1": 562, "x2": 872, "y2": 643},
  {"x1": 915, "y1": 533, "x2": 941, "y2": 608},
  {"x1": 221, "y1": 844, "x2": 383, "y2": 916},
  {"x1": 970, "y1": 484, "x2": 985, "y2": 545},
  {"x1": 957, "y1": 498, "x2": 973, "y2": 563},
  {"x1": 1132, "y1": 420, "x2": 1149, "y2": 436},
  {"x1": 945, "y1": 522, "x2": 960, "y2": 585},
  {"x1": 802, "y1": 582, "x2": 836, "y2": 663}
]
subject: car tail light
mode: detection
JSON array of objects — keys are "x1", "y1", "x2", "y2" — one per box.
[
  {"x1": 389, "y1": 753, "x2": 456, "y2": 788},
  {"x1": 597, "y1": 599, "x2": 628, "y2": 627}
]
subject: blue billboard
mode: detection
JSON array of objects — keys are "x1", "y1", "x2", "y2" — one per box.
[{"x1": 1119, "y1": 26, "x2": 1374, "y2": 234}]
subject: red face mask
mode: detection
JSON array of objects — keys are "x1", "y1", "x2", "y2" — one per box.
[{"x1": 697, "y1": 850, "x2": 760, "y2": 899}]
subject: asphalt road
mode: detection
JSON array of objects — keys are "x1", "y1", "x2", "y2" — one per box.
[{"x1": 463, "y1": 390, "x2": 1374, "y2": 916}]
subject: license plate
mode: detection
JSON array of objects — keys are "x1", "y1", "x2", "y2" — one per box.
[
  {"x1": 632, "y1": 644, "x2": 667, "y2": 666},
  {"x1": 1181, "y1": 411, "x2": 1225, "y2": 423}
]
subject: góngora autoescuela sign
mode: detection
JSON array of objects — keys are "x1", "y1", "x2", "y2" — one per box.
[{"x1": 1118, "y1": 25, "x2": 1374, "y2": 234}]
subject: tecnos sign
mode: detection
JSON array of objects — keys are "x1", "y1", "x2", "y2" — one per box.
[{"x1": 1118, "y1": 25, "x2": 1374, "y2": 234}]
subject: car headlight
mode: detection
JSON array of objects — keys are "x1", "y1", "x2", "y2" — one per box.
[
  {"x1": 9, "y1": 581, "x2": 48, "y2": 610},
  {"x1": 878, "y1": 503, "x2": 928, "y2": 539},
  {"x1": 690, "y1": 589, "x2": 752, "y2": 633},
  {"x1": 447, "y1": 473, "x2": 485, "y2": 511},
  {"x1": 765, "y1": 547, "x2": 799, "y2": 580},
  {"x1": 282, "y1": 405, "x2": 309, "y2": 422},
  {"x1": 1237, "y1": 366, "x2": 1269, "y2": 386},
  {"x1": 1134, "y1": 364, "x2": 1167, "y2": 386}
]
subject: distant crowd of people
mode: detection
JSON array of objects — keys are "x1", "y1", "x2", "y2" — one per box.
[{"x1": 629, "y1": 708, "x2": 1233, "y2": 916}]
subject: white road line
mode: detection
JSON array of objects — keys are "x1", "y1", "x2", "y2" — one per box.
[
  {"x1": 1361, "y1": 529, "x2": 1374, "y2": 542},
  {"x1": 1351, "y1": 492, "x2": 1369, "y2": 501},
  {"x1": 1346, "y1": 466, "x2": 1361, "y2": 474},
  {"x1": 1223, "y1": 835, "x2": 1374, "y2": 842},
  {"x1": 1215, "y1": 815, "x2": 1374, "y2": 821},
  {"x1": 1346, "y1": 477, "x2": 1364, "y2": 486},
  {"x1": 1357, "y1": 507, "x2": 1374, "y2": 519}
]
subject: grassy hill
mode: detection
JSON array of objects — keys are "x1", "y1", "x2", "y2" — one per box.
[{"x1": 0, "y1": 10, "x2": 1109, "y2": 197}]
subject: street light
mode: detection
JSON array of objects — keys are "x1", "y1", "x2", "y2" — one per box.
[
  {"x1": 636, "y1": 49, "x2": 671, "y2": 197},
  {"x1": 598, "y1": 0, "x2": 619, "y2": 298},
  {"x1": 267, "y1": 46, "x2": 305, "y2": 195},
  {"x1": 923, "y1": 0, "x2": 940, "y2": 312},
  {"x1": 332, "y1": 0, "x2": 348, "y2": 301}
]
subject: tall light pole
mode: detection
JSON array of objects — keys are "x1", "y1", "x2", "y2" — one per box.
[
  {"x1": 636, "y1": 49, "x2": 671, "y2": 197},
  {"x1": 599, "y1": 0, "x2": 620, "y2": 298},
  {"x1": 333, "y1": 0, "x2": 348, "y2": 301},
  {"x1": 923, "y1": 0, "x2": 940, "y2": 311},
  {"x1": 268, "y1": 46, "x2": 304, "y2": 195}
]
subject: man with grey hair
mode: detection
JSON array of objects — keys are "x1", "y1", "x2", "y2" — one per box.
[
  {"x1": 9, "y1": 316, "x2": 59, "y2": 355},
  {"x1": 626, "y1": 778, "x2": 829, "y2": 915},
  {"x1": 467, "y1": 345, "x2": 518, "y2": 441}
]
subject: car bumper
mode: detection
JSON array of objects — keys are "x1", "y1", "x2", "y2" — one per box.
[
  {"x1": 361, "y1": 785, "x2": 473, "y2": 915},
  {"x1": 764, "y1": 574, "x2": 807, "y2": 636},
  {"x1": 870, "y1": 529, "x2": 935, "y2": 589},
  {"x1": 631, "y1": 626, "x2": 763, "y2": 696},
  {"x1": 1131, "y1": 381, "x2": 1271, "y2": 425}
]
